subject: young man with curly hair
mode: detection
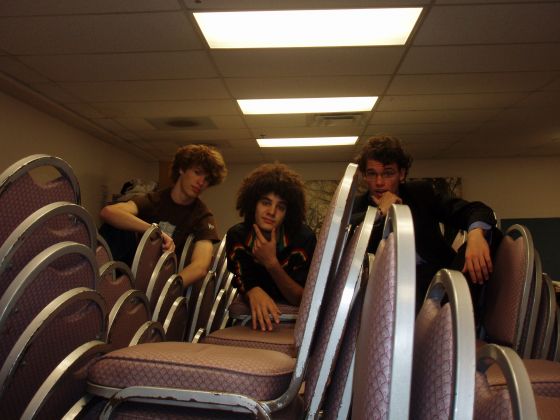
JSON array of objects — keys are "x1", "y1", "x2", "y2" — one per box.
[
  {"x1": 100, "y1": 144, "x2": 227, "y2": 288},
  {"x1": 226, "y1": 163, "x2": 316, "y2": 332},
  {"x1": 352, "y1": 135, "x2": 501, "y2": 314}
]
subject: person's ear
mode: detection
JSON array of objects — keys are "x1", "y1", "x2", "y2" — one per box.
[{"x1": 399, "y1": 168, "x2": 406, "y2": 183}]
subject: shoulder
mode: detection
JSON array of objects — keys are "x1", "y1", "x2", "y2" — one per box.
[
  {"x1": 289, "y1": 224, "x2": 317, "y2": 245},
  {"x1": 130, "y1": 188, "x2": 167, "y2": 208},
  {"x1": 227, "y1": 222, "x2": 249, "y2": 237}
]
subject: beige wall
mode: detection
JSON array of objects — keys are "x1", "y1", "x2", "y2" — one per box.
[
  {"x1": 203, "y1": 157, "x2": 560, "y2": 238},
  {"x1": 0, "y1": 91, "x2": 158, "y2": 225}
]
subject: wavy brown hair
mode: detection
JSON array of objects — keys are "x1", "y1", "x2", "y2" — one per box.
[
  {"x1": 236, "y1": 163, "x2": 306, "y2": 234},
  {"x1": 354, "y1": 135, "x2": 413, "y2": 177},
  {"x1": 171, "y1": 144, "x2": 227, "y2": 186}
]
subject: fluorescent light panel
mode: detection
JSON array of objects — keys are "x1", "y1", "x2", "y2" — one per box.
[
  {"x1": 238, "y1": 97, "x2": 377, "y2": 115},
  {"x1": 194, "y1": 8, "x2": 422, "y2": 48},
  {"x1": 258, "y1": 136, "x2": 358, "y2": 148}
]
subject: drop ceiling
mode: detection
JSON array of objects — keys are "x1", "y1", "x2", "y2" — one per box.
[{"x1": 0, "y1": 0, "x2": 559, "y2": 163}]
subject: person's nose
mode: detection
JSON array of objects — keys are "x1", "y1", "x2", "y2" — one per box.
[
  {"x1": 374, "y1": 174, "x2": 385, "y2": 187},
  {"x1": 268, "y1": 204, "x2": 278, "y2": 217}
]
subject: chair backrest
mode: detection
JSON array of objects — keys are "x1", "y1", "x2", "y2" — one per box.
[
  {"x1": 106, "y1": 290, "x2": 151, "y2": 350},
  {"x1": 178, "y1": 233, "x2": 195, "y2": 272},
  {"x1": 483, "y1": 224, "x2": 535, "y2": 354},
  {"x1": 0, "y1": 201, "x2": 96, "y2": 300},
  {"x1": 152, "y1": 274, "x2": 184, "y2": 324},
  {"x1": 411, "y1": 269, "x2": 475, "y2": 420},
  {"x1": 0, "y1": 154, "x2": 80, "y2": 247},
  {"x1": 352, "y1": 204, "x2": 416, "y2": 420},
  {"x1": 549, "y1": 308, "x2": 560, "y2": 362},
  {"x1": 129, "y1": 321, "x2": 166, "y2": 346},
  {"x1": 0, "y1": 288, "x2": 106, "y2": 419},
  {"x1": 532, "y1": 271, "x2": 557, "y2": 359},
  {"x1": 475, "y1": 343, "x2": 538, "y2": 420},
  {"x1": 0, "y1": 241, "x2": 98, "y2": 363},
  {"x1": 205, "y1": 271, "x2": 235, "y2": 335},
  {"x1": 95, "y1": 232, "x2": 113, "y2": 268},
  {"x1": 145, "y1": 251, "x2": 178, "y2": 313},
  {"x1": 264, "y1": 163, "x2": 359, "y2": 412},
  {"x1": 303, "y1": 206, "x2": 376, "y2": 418},
  {"x1": 519, "y1": 249, "x2": 543, "y2": 358},
  {"x1": 97, "y1": 260, "x2": 135, "y2": 313},
  {"x1": 130, "y1": 225, "x2": 163, "y2": 294},
  {"x1": 186, "y1": 271, "x2": 216, "y2": 342},
  {"x1": 212, "y1": 235, "x2": 228, "y2": 297},
  {"x1": 163, "y1": 296, "x2": 189, "y2": 341},
  {"x1": 22, "y1": 340, "x2": 110, "y2": 420}
]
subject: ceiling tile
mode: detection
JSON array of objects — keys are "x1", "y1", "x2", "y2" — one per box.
[
  {"x1": 0, "y1": 56, "x2": 50, "y2": 83},
  {"x1": 212, "y1": 47, "x2": 405, "y2": 77},
  {"x1": 415, "y1": 4, "x2": 560, "y2": 45},
  {"x1": 387, "y1": 72, "x2": 560, "y2": 95},
  {"x1": 137, "y1": 128, "x2": 252, "y2": 142},
  {"x1": 90, "y1": 99, "x2": 238, "y2": 118},
  {"x1": 365, "y1": 122, "x2": 483, "y2": 135},
  {"x1": 400, "y1": 44, "x2": 560, "y2": 74},
  {"x1": 59, "y1": 79, "x2": 229, "y2": 102},
  {"x1": 376, "y1": 93, "x2": 525, "y2": 111},
  {"x1": 225, "y1": 75, "x2": 391, "y2": 98},
  {"x1": 0, "y1": 0, "x2": 181, "y2": 16},
  {"x1": 19, "y1": 51, "x2": 217, "y2": 82},
  {"x1": 0, "y1": 13, "x2": 202, "y2": 55},
  {"x1": 370, "y1": 109, "x2": 500, "y2": 124}
]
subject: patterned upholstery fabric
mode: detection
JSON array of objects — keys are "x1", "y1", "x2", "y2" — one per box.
[
  {"x1": 95, "y1": 243, "x2": 112, "y2": 269},
  {"x1": 484, "y1": 235, "x2": 527, "y2": 348},
  {"x1": 410, "y1": 300, "x2": 455, "y2": 419},
  {"x1": 163, "y1": 297, "x2": 188, "y2": 341},
  {"x1": 293, "y1": 182, "x2": 340, "y2": 348},
  {"x1": 474, "y1": 371, "x2": 514, "y2": 420},
  {"x1": 154, "y1": 275, "x2": 183, "y2": 324},
  {"x1": 0, "y1": 296, "x2": 104, "y2": 419},
  {"x1": 107, "y1": 291, "x2": 150, "y2": 350},
  {"x1": 352, "y1": 235, "x2": 396, "y2": 420},
  {"x1": 88, "y1": 342, "x2": 295, "y2": 401},
  {"x1": 27, "y1": 343, "x2": 106, "y2": 420},
  {"x1": 486, "y1": 359, "x2": 560, "y2": 397},
  {"x1": 0, "y1": 171, "x2": 76, "y2": 246},
  {"x1": 0, "y1": 251, "x2": 97, "y2": 362},
  {"x1": 147, "y1": 252, "x2": 177, "y2": 313},
  {"x1": 303, "y1": 224, "x2": 362, "y2": 409},
  {"x1": 132, "y1": 230, "x2": 163, "y2": 294},
  {"x1": 97, "y1": 262, "x2": 134, "y2": 313},
  {"x1": 0, "y1": 210, "x2": 92, "y2": 298},
  {"x1": 202, "y1": 323, "x2": 295, "y2": 356},
  {"x1": 320, "y1": 271, "x2": 365, "y2": 420}
]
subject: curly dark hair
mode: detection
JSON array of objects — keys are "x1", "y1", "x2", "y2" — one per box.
[
  {"x1": 171, "y1": 144, "x2": 227, "y2": 186},
  {"x1": 236, "y1": 163, "x2": 306, "y2": 234},
  {"x1": 354, "y1": 135, "x2": 413, "y2": 177}
]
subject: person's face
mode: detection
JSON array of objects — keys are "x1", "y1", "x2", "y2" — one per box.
[
  {"x1": 178, "y1": 165, "x2": 210, "y2": 199},
  {"x1": 364, "y1": 159, "x2": 406, "y2": 200},
  {"x1": 254, "y1": 192, "x2": 287, "y2": 233}
]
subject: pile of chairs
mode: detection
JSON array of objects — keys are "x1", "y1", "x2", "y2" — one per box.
[{"x1": 2, "y1": 153, "x2": 559, "y2": 419}]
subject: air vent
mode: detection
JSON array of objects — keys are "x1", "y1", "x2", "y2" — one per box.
[
  {"x1": 308, "y1": 112, "x2": 365, "y2": 127},
  {"x1": 146, "y1": 117, "x2": 217, "y2": 130}
]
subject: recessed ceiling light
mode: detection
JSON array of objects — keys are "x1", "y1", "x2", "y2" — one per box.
[
  {"x1": 257, "y1": 136, "x2": 358, "y2": 147},
  {"x1": 238, "y1": 97, "x2": 377, "y2": 115},
  {"x1": 194, "y1": 8, "x2": 422, "y2": 49}
]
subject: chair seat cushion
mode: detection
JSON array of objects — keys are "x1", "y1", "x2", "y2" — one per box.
[
  {"x1": 535, "y1": 396, "x2": 560, "y2": 420},
  {"x1": 486, "y1": 358, "x2": 560, "y2": 397},
  {"x1": 202, "y1": 324, "x2": 296, "y2": 356},
  {"x1": 88, "y1": 342, "x2": 295, "y2": 401}
]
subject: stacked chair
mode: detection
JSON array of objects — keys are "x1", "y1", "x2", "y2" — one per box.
[
  {"x1": 0, "y1": 155, "x2": 108, "y2": 418},
  {"x1": 85, "y1": 162, "x2": 362, "y2": 417}
]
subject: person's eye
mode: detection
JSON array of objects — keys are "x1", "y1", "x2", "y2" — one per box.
[{"x1": 279, "y1": 205, "x2": 287, "y2": 212}]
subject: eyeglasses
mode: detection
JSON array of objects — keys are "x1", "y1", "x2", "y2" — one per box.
[{"x1": 365, "y1": 170, "x2": 398, "y2": 180}]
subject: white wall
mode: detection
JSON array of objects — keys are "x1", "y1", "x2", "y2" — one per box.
[
  {"x1": 203, "y1": 157, "x2": 560, "y2": 237},
  {"x1": 0, "y1": 91, "x2": 157, "y2": 225}
]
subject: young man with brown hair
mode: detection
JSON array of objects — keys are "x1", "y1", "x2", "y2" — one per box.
[{"x1": 100, "y1": 144, "x2": 227, "y2": 288}]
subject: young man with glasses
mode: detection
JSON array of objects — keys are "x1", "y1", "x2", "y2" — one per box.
[{"x1": 351, "y1": 135, "x2": 501, "y2": 313}]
